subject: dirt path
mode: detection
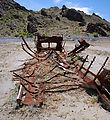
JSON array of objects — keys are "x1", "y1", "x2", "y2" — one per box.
[{"x1": 0, "y1": 40, "x2": 110, "y2": 120}]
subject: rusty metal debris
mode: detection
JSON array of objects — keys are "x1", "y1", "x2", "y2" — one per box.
[{"x1": 13, "y1": 35, "x2": 110, "y2": 108}]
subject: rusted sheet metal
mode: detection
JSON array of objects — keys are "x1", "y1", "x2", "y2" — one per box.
[
  {"x1": 35, "y1": 35, "x2": 63, "y2": 52},
  {"x1": 13, "y1": 36, "x2": 110, "y2": 108},
  {"x1": 68, "y1": 38, "x2": 90, "y2": 56}
]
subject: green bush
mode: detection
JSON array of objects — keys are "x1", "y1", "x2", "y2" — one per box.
[
  {"x1": 26, "y1": 33, "x2": 33, "y2": 38},
  {"x1": 5, "y1": 30, "x2": 11, "y2": 36},
  {"x1": 18, "y1": 32, "x2": 27, "y2": 37},
  {"x1": 93, "y1": 32, "x2": 98, "y2": 37},
  {"x1": 45, "y1": 35, "x2": 49, "y2": 37},
  {"x1": 3, "y1": 16, "x2": 12, "y2": 22},
  {"x1": 73, "y1": 30, "x2": 80, "y2": 34}
]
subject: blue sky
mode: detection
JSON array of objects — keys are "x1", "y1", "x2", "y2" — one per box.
[{"x1": 14, "y1": 0, "x2": 110, "y2": 22}]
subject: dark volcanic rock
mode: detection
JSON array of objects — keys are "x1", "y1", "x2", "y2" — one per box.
[
  {"x1": 86, "y1": 23, "x2": 107, "y2": 36},
  {"x1": 79, "y1": 22, "x2": 86, "y2": 26},
  {"x1": 27, "y1": 15, "x2": 39, "y2": 23},
  {"x1": 27, "y1": 22, "x2": 37, "y2": 33},
  {"x1": 62, "y1": 8, "x2": 84, "y2": 22},
  {"x1": 62, "y1": 5, "x2": 68, "y2": 12},
  {"x1": 56, "y1": 16, "x2": 60, "y2": 21},
  {"x1": 41, "y1": 8, "x2": 48, "y2": 16},
  {"x1": 7, "y1": 22, "x2": 17, "y2": 30},
  {"x1": 13, "y1": 14, "x2": 22, "y2": 19},
  {"x1": 0, "y1": 0, "x2": 28, "y2": 11}
]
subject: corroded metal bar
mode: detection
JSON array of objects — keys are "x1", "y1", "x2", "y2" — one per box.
[
  {"x1": 93, "y1": 57, "x2": 109, "y2": 81},
  {"x1": 79, "y1": 55, "x2": 88, "y2": 71},
  {"x1": 82, "y1": 56, "x2": 96, "y2": 79}
]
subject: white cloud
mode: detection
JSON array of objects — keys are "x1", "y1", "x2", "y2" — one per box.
[
  {"x1": 65, "y1": 1, "x2": 93, "y2": 14},
  {"x1": 73, "y1": 7, "x2": 92, "y2": 14},
  {"x1": 54, "y1": 0, "x2": 62, "y2": 4}
]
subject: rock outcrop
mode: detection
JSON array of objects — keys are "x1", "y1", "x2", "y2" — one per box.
[
  {"x1": 61, "y1": 7, "x2": 84, "y2": 22},
  {"x1": 0, "y1": 0, "x2": 110, "y2": 37},
  {"x1": 27, "y1": 22, "x2": 37, "y2": 33},
  {"x1": 0, "y1": 0, "x2": 28, "y2": 11},
  {"x1": 86, "y1": 23, "x2": 107, "y2": 36}
]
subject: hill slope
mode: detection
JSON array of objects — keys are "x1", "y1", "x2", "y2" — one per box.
[{"x1": 0, "y1": 0, "x2": 110, "y2": 37}]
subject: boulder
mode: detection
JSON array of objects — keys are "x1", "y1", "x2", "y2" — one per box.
[
  {"x1": 62, "y1": 8, "x2": 84, "y2": 22},
  {"x1": 79, "y1": 22, "x2": 86, "y2": 26},
  {"x1": 56, "y1": 16, "x2": 60, "y2": 21},
  {"x1": 86, "y1": 23, "x2": 107, "y2": 36},
  {"x1": 27, "y1": 22, "x2": 37, "y2": 33},
  {"x1": 41, "y1": 8, "x2": 48, "y2": 16}
]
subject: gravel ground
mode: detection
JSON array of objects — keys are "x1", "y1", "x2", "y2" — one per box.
[{"x1": 0, "y1": 39, "x2": 110, "y2": 120}]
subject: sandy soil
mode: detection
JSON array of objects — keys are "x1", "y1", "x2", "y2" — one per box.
[{"x1": 0, "y1": 40, "x2": 110, "y2": 120}]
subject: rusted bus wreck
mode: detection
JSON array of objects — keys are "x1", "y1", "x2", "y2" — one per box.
[{"x1": 13, "y1": 35, "x2": 110, "y2": 110}]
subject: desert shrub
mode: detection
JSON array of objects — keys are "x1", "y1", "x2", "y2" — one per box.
[
  {"x1": 26, "y1": 33, "x2": 33, "y2": 38},
  {"x1": 93, "y1": 32, "x2": 98, "y2": 37},
  {"x1": 18, "y1": 32, "x2": 27, "y2": 37},
  {"x1": 73, "y1": 30, "x2": 80, "y2": 34},
  {"x1": 45, "y1": 35, "x2": 49, "y2": 37},
  {"x1": 5, "y1": 30, "x2": 11, "y2": 36}
]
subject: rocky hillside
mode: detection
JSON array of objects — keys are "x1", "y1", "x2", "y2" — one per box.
[{"x1": 0, "y1": 0, "x2": 110, "y2": 37}]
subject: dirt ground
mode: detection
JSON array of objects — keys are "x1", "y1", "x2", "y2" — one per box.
[{"x1": 0, "y1": 40, "x2": 110, "y2": 120}]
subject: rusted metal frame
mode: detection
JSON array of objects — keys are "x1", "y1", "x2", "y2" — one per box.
[
  {"x1": 93, "y1": 57, "x2": 109, "y2": 82},
  {"x1": 22, "y1": 43, "x2": 40, "y2": 60},
  {"x1": 38, "y1": 70, "x2": 77, "y2": 84},
  {"x1": 36, "y1": 52, "x2": 49, "y2": 58},
  {"x1": 14, "y1": 73, "x2": 34, "y2": 84},
  {"x1": 92, "y1": 57, "x2": 110, "y2": 106},
  {"x1": 79, "y1": 55, "x2": 89, "y2": 71},
  {"x1": 95, "y1": 86, "x2": 110, "y2": 106},
  {"x1": 53, "y1": 51, "x2": 79, "y2": 70},
  {"x1": 68, "y1": 39, "x2": 90, "y2": 55},
  {"x1": 55, "y1": 60, "x2": 78, "y2": 74},
  {"x1": 68, "y1": 56, "x2": 81, "y2": 65},
  {"x1": 45, "y1": 84, "x2": 78, "y2": 91},
  {"x1": 22, "y1": 91, "x2": 44, "y2": 105},
  {"x1": 74, "y1": 46, "x2": 88, "y2": 54},
  {"x1": 42, "y1": 65, "x2": 58, "y2": 77},
  {"x1": 68, "y1": 45, "x2": 82, "y2": 55},
  {"x1": 17, "y1": 84, "x2": 24, "y2": 105},
  {"x1": 21, "y1": 80, "x2": 44, "y2": 105},
  {"x1": 17, "y1": 70, "x2": 44, "y2": 105},
  {"x1": 21, "y1": 44, "x2": 53, "y2": 63},
  {"x1": 36, "y1": 36, "x2": 63, "y2": 52},
  {"x1": 37, "y1": 73, "x2": 62, "y2": 84},
  {"x1": 20, "y1": 82, "x2": 42, "y2": 95},
  {"x1": 82, "y1": 56, "x2": 96, "y2": 79},
  {"x1": 61, "y1": 48, "x2": 68, "y2": 57},
  {"x1": 53, "y1": 51, "x2": 71, "y2": 65},
  {"x1": 16, "y1": 70, "x2": 28, "y2": 104},
  {"x1": 22, "y1": 36, "x2": 36, "y2": 55}
]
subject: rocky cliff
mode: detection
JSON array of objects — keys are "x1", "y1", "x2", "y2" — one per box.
[{"x1": 0, "y1": 0, "x2": 110, "y2": 37}]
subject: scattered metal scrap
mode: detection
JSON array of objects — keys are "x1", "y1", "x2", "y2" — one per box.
[{"x1": 13, "y1": 35, "x2": 110, "y2": 108}]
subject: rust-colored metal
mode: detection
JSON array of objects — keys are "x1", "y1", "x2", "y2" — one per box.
[
  {"x1": 68, "y1": 38, "x2": 90, "y2": 56},
  {"x1": 35, "y1": 35, "x2": 63, "y2": 52},
  {"x1": 13, "y1": 35, "x2": 110, "y2": 109}
]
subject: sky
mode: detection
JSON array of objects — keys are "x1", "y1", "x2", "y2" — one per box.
[{"x1": 14, "y1": 0, "x2": 110, "y2": 22}]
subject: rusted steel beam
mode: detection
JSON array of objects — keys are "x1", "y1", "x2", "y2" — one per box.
[
  {"x1": 79, "y1": 55, "x2": 88, "y2": 71},
  {"x1": 82, "y1": 56, "x2": 96, "y2": 79},
  {"x1": 68, "y1": 38, "x2": 90, "y2": 55},
  {"x1": 22, "y1": 36, "x2": 36, "y2": 55},
  {"x1": 93, "y1": 57, "x2": 109, "y2": 81}
]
